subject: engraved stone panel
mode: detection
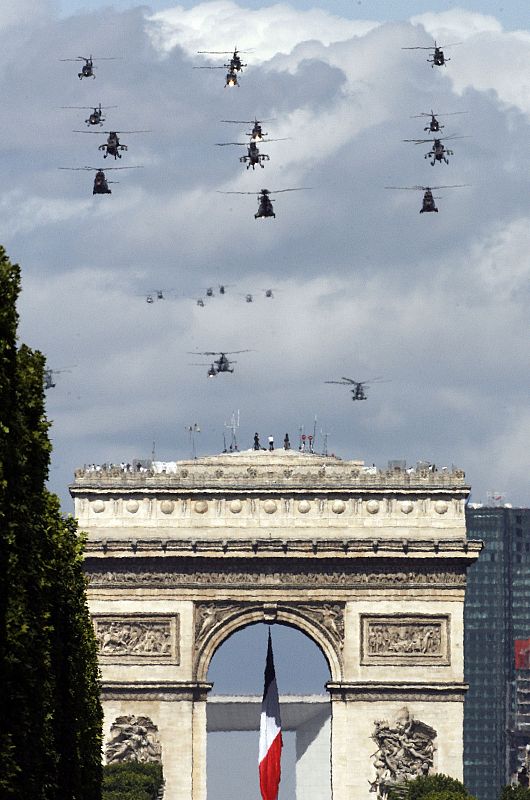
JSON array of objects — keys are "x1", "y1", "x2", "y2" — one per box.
[
  {"x1": 93, "y1": 614, "x2": 179, "y2": 664},
  {"x1": 370, "y1": 707, "x2": 436, "y2": 799},
  {"x1": 106, "y1": 715, "x2": 162, "y2": 764},
  {"x1": 361, "y1": 614, "x2": 449, "y2": 665}
]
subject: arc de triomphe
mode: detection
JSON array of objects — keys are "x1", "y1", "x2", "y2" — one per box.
[{"x1": 71, "y1": 449, "x2": 481, "y2": 799}]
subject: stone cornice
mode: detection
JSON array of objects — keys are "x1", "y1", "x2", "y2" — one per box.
[
  {"x1": 83, "y1": 536, "x2": 483, "y2": 559},
  {"x1": 71, "y1": 481, "x2": 468, "y2": 495},
  {"x1": 327, "y1": 681, "x2": 468, "y2": 702},
  {"x1": 100, "y1": 681, "x2": 212, "y2": 702}
]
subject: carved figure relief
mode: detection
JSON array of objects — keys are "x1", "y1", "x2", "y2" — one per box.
[
  {"x1": 94, "y1": 615, "x2": 179, "y2": 663},
  {"x1": 88, "y1": 560, "x2": 466, "y2": 590},
  {"x1": 370, "y1": 707, "x2": 436, "y2": 799},
  {"x1": 361, "y1": 615, "x2": 449, "y2": 665},
  {"x1": 106, "y1": 715, "x2": 162, "y2": 764}
]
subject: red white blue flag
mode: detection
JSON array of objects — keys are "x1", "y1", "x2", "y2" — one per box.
[{"x1": 259, "y1": 632, "x2": 282, "y2": 800}]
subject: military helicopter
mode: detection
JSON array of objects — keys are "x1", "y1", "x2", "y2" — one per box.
[
  {"x1": 324, "y1": 377, "x2": 386, "y2": 401},
  {"x1": 241, "y1": 289, "x2": 275, "y2": 302},
  {"x1": 44, "y1": 366, "x2": 75, "y2": 390},
  {"x1": 402, "y1": 41, "x2": 461, "y2": 67},
  {"x1": 60, "y1": 103, "x2": 118, "y2": 127},
  {"x1": 403, "y1": 134, "x2": 466, "y2": 166},
  {"x1": 197, "y1": 47, "x2": 248, "y2": 72},
  {"x1": 188, "y1": 350, "x2": 251, "y2": 377},
  {"x1": 202, "y1": 285, "x2": 231, "y2": 297},
  {"x1": 59, "y1": 55, "x2": 118, "y2": 79},
  {"x1": 385, "y1": 184, "x2": 468, "y2": 213},
  {"x1": 215, "y1": 138, "x2": 287, "y2": 170},
  {"x1": 195, "y1": 47, "x2": 250, "y2": 85},
  {"x1": 144, "y1": 289, "x2": 166, "y2": 304},
  {"x1": 221, "y1": 118, "x2": 274, "y2": 142},
  {"x1": 74, "y1": 130, "x2": 150, "y2": 160},
  {"x1": 59, "y1": 165, "x2": 143, "y2": 194},
  {"x1": 219, "y1": 187, "x2": 309, "y2": 218},
  {"x1": 410, "y1": 110, "x2": 468, "y2": 133}
]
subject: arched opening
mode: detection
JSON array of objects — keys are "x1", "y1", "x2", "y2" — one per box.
[{"x1": 206, "y1": 622, "x2": 332, "y2": 800}]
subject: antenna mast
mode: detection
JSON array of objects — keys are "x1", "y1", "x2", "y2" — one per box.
[
  {"x1": 185, "y1": 423, "x2": 201, "y2": 459},
  {"x1": 224, "y1": 410, "x2": 240, "y2": 452},
  {"x1": 320, "y1": 428, "x2": 330, "y2": 456}
]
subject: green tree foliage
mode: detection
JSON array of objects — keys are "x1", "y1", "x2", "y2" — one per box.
[
  {"x1": 388, "y1": 774, "x2": 474, "y2": 800},
  {"x1": 102, "y1": 762, "x2": 164, "y2": 800},
  {"x1": 501, "y1": 786, "x2": 530, "y2": 800},
  {"x1": 0, "y1": 247, "x2": 103, "y2": 800}
]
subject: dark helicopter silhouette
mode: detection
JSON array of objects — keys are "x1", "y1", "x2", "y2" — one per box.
[
  {"x1": 194, "y1": 47, "x2": 250, "y2": 86},
  {"x1": 402, "y1": 40, "x2": 461, "y2": 67},
  {"x1": 44, "y1": 366, "x2": 75, "y2": 390},
  {"x1": 59, "y1": 55, "x2": 119, "y2": 79},
  {"x1": 60, "y1": 103, "x2": 118, "y2": 127},
  {"x1": 218, "y1": 187, "x2": 310, "y2": 218},
  {"x1": 215, "y1": 138, "x2": 287, "y2": 170},
  {"x1": 221, "y1": 118, "x2": 275, "y2": 142},
  {"x1": 58, "y1": 165, "x2": 144, "y2": 194},
  {"x1": 188, "y1": 350, "x2": 251, "y2": 377},
  {"x1": 385, "y1": 184, "x2": 469, "y2": 213},
  {"x1": 324, "y1": 377, "x2": 387, "y2": 401},
  {"x1": 240, "y1": 289, "x2": 275, "y2": 302},
  {"x1": 74, "y1": 129, "x2": 150, "y2": 159},
  {"x1": 410, "y1": 110, "x2": 468, "y2": 133},
  {"x1": 403, "y1": 134, "x2": 467, "y2": 166}
]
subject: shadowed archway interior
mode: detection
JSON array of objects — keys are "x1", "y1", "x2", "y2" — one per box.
[{"x1": 207, "y1": 623, "x2": 331, "y2": 800}]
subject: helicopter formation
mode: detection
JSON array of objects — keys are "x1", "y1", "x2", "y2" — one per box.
[
  {"x1": 384, "y1": 48, "x2": 469, "y2": 213},
  {"x1": 48, "y1": 34, "x2": 473, "y2": 396},
  {"x1": 59, "y1": 55, "x2": 144, "y2": 192},
  {"x1": 141, "y1": 286, "x2": 275, "y2": 306}
]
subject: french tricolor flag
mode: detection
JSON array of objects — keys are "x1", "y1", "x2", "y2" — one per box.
[{"x1": 259, "y1": 632, "x2": 283, "y2": 800}]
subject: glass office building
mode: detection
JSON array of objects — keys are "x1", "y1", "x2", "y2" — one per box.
[{"x1": 464, "y1": 507, "x2": 530, "y2": 800}]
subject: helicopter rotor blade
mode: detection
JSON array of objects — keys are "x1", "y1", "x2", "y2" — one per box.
[
  {"x1": 193, "y1": 65, "x2": 227, "y2": 69},
  {"x1": 268, "y1": 187, "x2": 311, "y2": 194},
  {"x1": 220, "y1": 118, "x2": 275, "y2": 124},
  {"x1": 215, "y1": 142, "x2": 248, "y2": 146}
]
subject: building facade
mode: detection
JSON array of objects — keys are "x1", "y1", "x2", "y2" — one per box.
[
  {"x1": 464, "y1": 507, "x2": 530, "y2": 800},
  {"x1": 71, "y1": 450, "x2": 481, "y2": 800}
]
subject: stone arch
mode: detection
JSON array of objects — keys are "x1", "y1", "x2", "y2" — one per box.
[{"x1": 194, "y1": 602, "x2": 343, "y2": 684}]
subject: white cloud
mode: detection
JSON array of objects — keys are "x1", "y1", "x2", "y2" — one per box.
[
  {"x1": 2, "y1": 1, "x2": 528, "y2": 507},
  {"x1": 146, "y1": 0, "x2": 379, "y2": 60}
]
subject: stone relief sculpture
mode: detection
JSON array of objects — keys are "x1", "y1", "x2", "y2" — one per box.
[
  {"x1": 94, "y1": 617, "x2": 176, "y2": 660},
  {"x1": 88, "y1": 562, "x2": 466, "y2": 590},
  {"x1": 106, "y1": 715, "x2": 162, "y2": 764},
  {"x1": 362, "y1": 616, "x2": 448, "y2": 665},
  {"x1": 370, "y1": 707, "x2": 436, "y2": 799}
]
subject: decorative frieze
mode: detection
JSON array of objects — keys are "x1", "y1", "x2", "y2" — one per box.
[
  {"x1": 361, "y1": 615, "x2": 449, "y2": 665},
  {"x1": 370, "y1": 707, "x2": 436, "y2": 798},
  {"x1": 93, "y1": 614, "x2": 179, "y2": 663},
  {"x1": 87, "y1": 557, "x2": 467, "y2": 590}
]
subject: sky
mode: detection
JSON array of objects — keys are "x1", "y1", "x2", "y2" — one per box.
[
  {"x1": 4, "y1": 0, "x2": 528, "y2": 794},
  {"x1": 7, "y1": 0, "x2": 527, "y2": 507}
]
